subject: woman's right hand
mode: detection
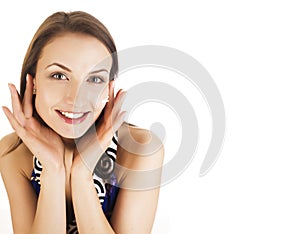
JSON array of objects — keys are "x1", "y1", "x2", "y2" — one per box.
[{"x1": 2, "y1": 74, "x2": 65, "y2": 171}]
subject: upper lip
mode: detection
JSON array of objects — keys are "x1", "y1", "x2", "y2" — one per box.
[
  {"x1": 56, "y1": 109, "x2": 90, "y2": 114},
  {"x1": 55, "y1": 110, "x2": 90, "y2": 119}
]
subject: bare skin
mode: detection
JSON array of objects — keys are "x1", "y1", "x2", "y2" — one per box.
[{"x1": 0, "y1": 33, "x2": 164, "y2": 234}]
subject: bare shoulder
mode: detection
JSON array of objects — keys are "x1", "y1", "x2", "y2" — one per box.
[
  {"x1": 0, "y1": 132, "x2": 20, "y2": 157},
  {"x1": 110, "y1": 123, "x2": 165, "y2": 232},
  {"x1": 117, "y1": 122, "x2": 164, "y2": 170},
  {"x1": 0, "y1": 133, "x2": 33, "y2": 180},
  {"x1": 0, "y1": 135, "x2": 37, "y2": 234}
]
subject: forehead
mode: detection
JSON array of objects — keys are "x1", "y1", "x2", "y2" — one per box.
[{"x1": 37, "y1": 32, "x2": 112, "y2": 72}]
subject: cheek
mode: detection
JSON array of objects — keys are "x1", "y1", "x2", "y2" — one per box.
[
  {"x1": 35, "y1": 93, "x2": 54, "y2": 120},
  {"x1": 36, "y1": 86, "x2": 61, "y2": 106},
  {"x1": 91, "y1": 87, "x2": 109, "y2": 111},
  {"x1": 35, "y1": 92, "x2": 48, "y2": 112},
  {"x1": 87, "y1": 87, "x2": 108, "y2": 122},
  {"x1": 35, "y1": 82, "x2": 66, "y2": 117}
]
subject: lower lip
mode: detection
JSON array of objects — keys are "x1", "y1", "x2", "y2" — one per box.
[{"x1": 56, "y1": 110, "x2": 89, "y2": 124}]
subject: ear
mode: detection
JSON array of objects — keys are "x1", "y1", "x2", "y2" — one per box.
[{"x1": 32, "y1": 77, "x2": 36, "y2": 94}]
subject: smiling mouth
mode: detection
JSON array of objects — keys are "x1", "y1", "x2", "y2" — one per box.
[{"x1": 56, "y1": 110, "x2": 90, "y2": 124}]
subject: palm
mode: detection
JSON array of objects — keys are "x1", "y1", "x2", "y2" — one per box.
[
  {"x1": 25, "y1": 117, "x2": 64, "y2": 166},
  {"x1": 2, "y1": 76, "x2": 64, "y2": 169}
]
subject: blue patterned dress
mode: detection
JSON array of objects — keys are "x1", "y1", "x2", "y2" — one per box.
[{"x1": 30, "y1": 134, "x2": 120, "y2": 234}]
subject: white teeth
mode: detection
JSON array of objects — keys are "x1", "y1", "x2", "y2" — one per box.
[{"x1": 60, "y1": 111, "x2": 85, "y2": 119}]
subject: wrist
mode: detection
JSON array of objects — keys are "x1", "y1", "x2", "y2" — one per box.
[
  {"x1": 40, "y1": 166, "x2": 66, "y2": 184},
  {"x1": 71, "y1": 156, "x2": 94, "y2": 181},
  {"x1": 43, "y1": 162, "x2": 65, "y2": 174}
]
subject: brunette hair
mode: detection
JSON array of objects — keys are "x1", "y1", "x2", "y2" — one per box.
[{"x1": 1, "y1": 11, "x2": 118, "y2": 155}]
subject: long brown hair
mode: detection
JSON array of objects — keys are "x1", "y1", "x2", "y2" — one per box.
[{"x1": 1, "y1": 11, "x2": 118, "y2": 156}]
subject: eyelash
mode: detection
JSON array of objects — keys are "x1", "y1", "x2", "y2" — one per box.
[
  {"x1": 51, "y1": 72, "x2": 67, "y2": 80},
  {"x1": 49, "y1": 73, "x2": 106, "y2": 84},
  {"x1": 87, "y1": 76, "x2": 105, "y2": 84}
]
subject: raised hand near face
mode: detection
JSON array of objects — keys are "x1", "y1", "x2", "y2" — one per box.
[
  {"x1": 72, "y1": 80, "x2": 127, "y2": 176},
  {"x1": 2, "y1": 74, "x2": 65, "y2": 171}
]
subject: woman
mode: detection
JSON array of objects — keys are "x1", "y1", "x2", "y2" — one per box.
[{"x1": 0, "y1": 11, "x2": 164, "y2": 234}]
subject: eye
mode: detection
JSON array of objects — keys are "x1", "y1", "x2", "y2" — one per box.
[
  {"x1": 51, "y1": 73, "x2": 67, "y2": 80},
  {"x1": 87, "y1": 76, "x2": 105, "y2": 84}
]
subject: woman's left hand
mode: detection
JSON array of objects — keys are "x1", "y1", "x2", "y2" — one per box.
[{"x1": 72, "y1": 81, "x2": 127, "y2": 176}]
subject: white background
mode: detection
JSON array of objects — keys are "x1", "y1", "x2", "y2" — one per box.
[{"x1": 1, "y1": 0, "x2": 300, "y2": 233}]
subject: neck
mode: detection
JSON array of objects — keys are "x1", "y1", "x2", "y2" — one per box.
[
  {"x1": 61, "y1": 138, "x2": 75, "y2": 172},
  {"x1": 62, "y1": 137, "x2": 76, "y2": 150}
]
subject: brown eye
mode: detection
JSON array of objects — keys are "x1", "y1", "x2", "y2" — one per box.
[{"x1": 51, "y1": 73, "x2": 67, "y2": 80}]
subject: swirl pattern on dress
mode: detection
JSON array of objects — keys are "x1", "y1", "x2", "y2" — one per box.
[{"x1": 30, "y1": 132, "x2": 119, "y2": 233}]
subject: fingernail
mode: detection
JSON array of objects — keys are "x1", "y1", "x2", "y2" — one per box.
[
  {"x1": 8, "y1": 83, "x2": 12, "y2": 91},
  {"x1": 2, "y1": 106, "x2": 7, "y2": 114},
  {"x1": 122, "y1": 91, "x2": 127, "y2": 100},
  {"x1": 26, "y1": 74, "x2": 28, "y2": 82}
]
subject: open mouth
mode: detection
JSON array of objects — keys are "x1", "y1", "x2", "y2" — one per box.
[{"x1": 56, "y1": 110, "x2": 90, "y2": 124}]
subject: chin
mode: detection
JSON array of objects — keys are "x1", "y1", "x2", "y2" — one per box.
[
  {"x1": 54, "y1": 124, "x2": 91, "y2": 140},
  {"x1": 59, "y1": 132, "x2": 83, "y2": 139}
]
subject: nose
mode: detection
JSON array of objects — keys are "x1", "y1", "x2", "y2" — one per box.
[{"x1": 64, "y1": 81, "x2": 85, "y2": 106}]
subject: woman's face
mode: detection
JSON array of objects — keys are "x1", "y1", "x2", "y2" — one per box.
[{"x1": 35, "y1": 33, "x2": 113, "y2": 139}]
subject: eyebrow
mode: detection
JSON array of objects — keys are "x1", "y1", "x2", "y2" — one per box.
[{"x1": 45, "y1": 62, "x2": 109, "y2": 74}]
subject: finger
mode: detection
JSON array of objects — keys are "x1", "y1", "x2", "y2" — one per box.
[
  {"x1": 23, "y1": 74, "x2": 33, "y2": 118},
  {"x1": 104, "y1": 89, "x2": 125, "y2": 126},
  {"x1": 103, "y1": 81, "x2": 115, "y2": 121},
  {"x1": 106, "y1": 81, "x2": 115, "y2": 111},
  {"x1": 112, "y1": 90, "x2": 127, "y2": 120},
  {"x1": 114, "y1": 89, "x2": 126, "y2": 103},
  {"x1": 3, "y1": 106, "x2": 40, "y2": 156},
  {"x1": 112, "y1": 110, "x2": 127, "y2": 132},
  {"x1": 115, "y1": 88, "x2": 125, "y2": 100},
  {"x1": 2, "y1": 106, "x2": 26, "y2": 138},
  {"x1": 8, "y1": 84, "x2": 26, "y2": 126}
]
